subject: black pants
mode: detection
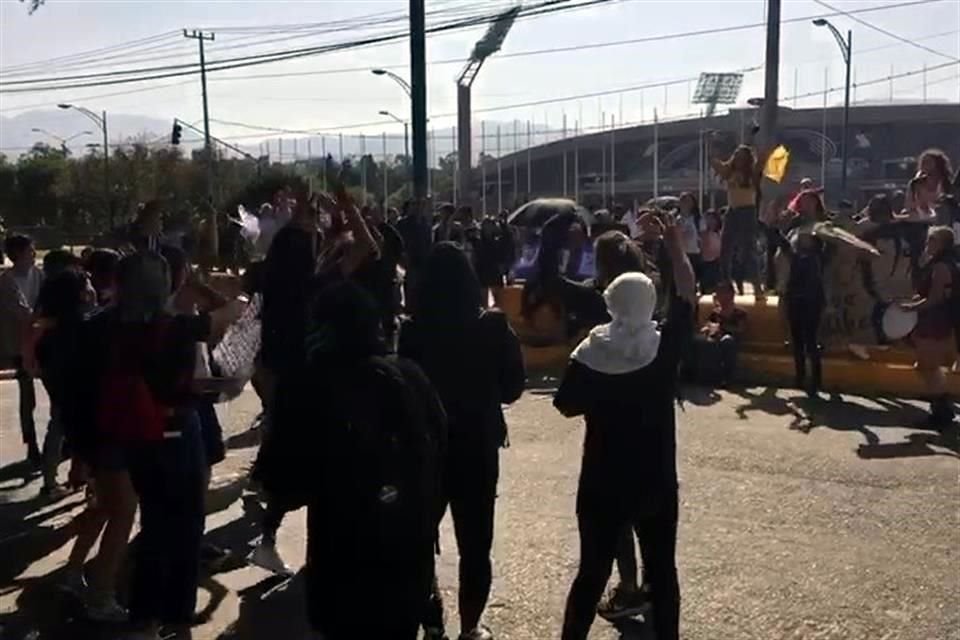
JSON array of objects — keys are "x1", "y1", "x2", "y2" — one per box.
[
  {"x1": 720, "y1": 206, "x2": 761, "y2": 294},
  {"x1": 787, "y1": 297, "x2": 823, "y2": 391},
  {"x1": 422, "y1": 443, "x2": 500, "y2": 631},
  {"x1": 562, "y1": 492, "x2": 680, "y2": 640},
  {"x1": 14, "y1": 357, "x2": 38, "y2": 455},
  {"x1": 127, "y1": 412, "x2": 206, "y2": 626},
  {"x1": 763, "y1": 224, "x2": 780, "y2": 291}
]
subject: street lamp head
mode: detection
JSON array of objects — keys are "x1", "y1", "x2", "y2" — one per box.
[
  {"x1": 378, "y1": 110, "x2": 390, "y2": 116},
  {"x1": 812, "y1": 18, "x2": 828, "y2": 27},
  {"x1": 57, "y1": 103, "x2": 73, "y2": 109},
  {"x1": 31, "y1": 128, "x2": 43, "y2": 133},
  {"x1": 371, "y1": 68, "x2": 387, "y2": 76}
]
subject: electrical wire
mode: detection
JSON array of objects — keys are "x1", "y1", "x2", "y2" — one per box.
[
  {"x1": 0, "y1": 0, "x2": 577, "y2": 87},
  {"x1": 0, "y1": 0, "x2": 939, "y2": 95},
  {"x1": 812, "y1": 0, "x2": 959, "y2": 62}
]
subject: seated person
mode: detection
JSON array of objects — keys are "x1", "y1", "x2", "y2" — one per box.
[{"x1": 690, "y1": 280, "x2": 747, "y2": 386}]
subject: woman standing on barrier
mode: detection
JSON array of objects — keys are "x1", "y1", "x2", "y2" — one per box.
[{"x1": 712, "y1": 145, "x2": 765, "y2": 302}]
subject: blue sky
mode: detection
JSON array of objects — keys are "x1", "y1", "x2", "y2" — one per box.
[{"x1": 0, "y1": 0, "x2": 957, "y2": 157}]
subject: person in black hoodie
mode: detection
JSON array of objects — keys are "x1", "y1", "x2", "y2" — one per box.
[
  {"x1": 291, "y1": 279, "x2": 447, "y2": 640},
  {"x1": 553, "y1": 212, "x2": 695, "y2": 640},
  {"x1": 399, "y1": 242, "x2": 526, "y2": 640}
]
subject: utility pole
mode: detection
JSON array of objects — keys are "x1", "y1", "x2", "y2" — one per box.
[
  {"x1": 760, "y1": 0, "x2": 781, "y2": 161},
  {"x1": 409, "y1": 0, "x2": 428, "y2": 219},
  {"x1": 184, "y1": 29, "x2": 217, "y2": 260}
]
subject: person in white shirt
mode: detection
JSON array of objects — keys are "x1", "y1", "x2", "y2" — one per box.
[
  {"x1": 677, "y1": 192, "x2": 703, "y2": 286},
  {"x1": 0, "y1": 234, "x2": 42, "y2": 462}
]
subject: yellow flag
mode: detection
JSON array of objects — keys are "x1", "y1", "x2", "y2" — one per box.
[{"x1": 763, "y1": 144, "x2": 790, "y2": 183}]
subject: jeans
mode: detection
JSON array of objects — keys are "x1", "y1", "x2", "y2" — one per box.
[
  {"x1": 127, "y1": 411, "x2": 206, "y2": 625},
  {"x1": 561, "y1": 491, "x2": 680, "y2": 640},
  {"x1": 787, "y1": 297, "x2": 823, "y2": 391},
  {"x1": 14, "y1": 357, "x2": 38, "y2": 455},
  {"x1": 721, "y1": 206, "x2": 761, "y2": 295},
  {"x1": 422, "y1": 443, "x2": 500, "y2": 632}
]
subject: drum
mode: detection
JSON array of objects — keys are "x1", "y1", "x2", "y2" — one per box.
[{"x1": 881, "y1": 303, "x2": 918, "y2": 341}]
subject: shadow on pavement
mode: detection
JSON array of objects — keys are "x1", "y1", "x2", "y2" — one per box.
[
  {"x1": 0, "y1": 459, "x2": 39, "y2": 491},
  {"x1": 857, "y1": 429, "x2": 959, "y2": 459},
  {"x1": 216, "y1": 572, "x2": 309, "y2": 640}
]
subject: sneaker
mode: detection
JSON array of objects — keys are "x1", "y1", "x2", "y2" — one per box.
[
  {"x1": 458, "y1": 625, "x2": 493, "y2": 640},
  {"x1": 596, "y1": 584, "x2": 650, "y2": 621},
  {"x1": 424, "y1": 628, "x2": 449, "y2": 640},
  {"x1": 57, "y1": 570, "x2": 87, "y2": 598},
  {"x1": 86, "y1": 593, "x2": 129, "y2": 623},
  {"x1": 247, "y1": 539, "x2": 292, "y2": 576}
]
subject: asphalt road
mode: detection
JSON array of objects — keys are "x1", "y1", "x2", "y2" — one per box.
[{"x1": 0, "y1": 378, "x2": 957, "y2": 640}]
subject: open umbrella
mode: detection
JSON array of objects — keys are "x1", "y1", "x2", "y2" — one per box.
[
  {"x1": 644, "y1": 195, "x2": 680, "y2": 210},
  {"x1": 508, "y1": 198, "x2": 595, "y2": 228}
]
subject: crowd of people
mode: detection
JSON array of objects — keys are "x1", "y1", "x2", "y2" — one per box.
[{"x1": 0, "y1": 141, "x2": 958, "y2": 640}]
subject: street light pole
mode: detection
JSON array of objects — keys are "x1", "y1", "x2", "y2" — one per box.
[
  {"x1": 378, "y1": 110, "x2": 410, "y2": 190},
  {"x1": 813, "y1": 19, "x2": 852, "y2": 194},
  {"x1": 58, "y1": 104, "x2": 113, "y2": 229}
]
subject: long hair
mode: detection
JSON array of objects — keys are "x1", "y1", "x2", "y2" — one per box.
[
  {"x1": 721, "y1": 145, "x2": 757, "y2": 188},
  {"x1": 918, "y1": 148, "x2": 954, "y2": 194},
  {"x1": 413, "y1": 242, "x2": 483, "y2": 335},
  {"x1": 594, "y1": 231, "x2": 646, "y2": 289}
]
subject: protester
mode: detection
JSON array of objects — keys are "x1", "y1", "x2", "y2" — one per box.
[
  {"x1": 397, "y1": 199, "x2": 432, "y2": 311},
  {"x1": 399, "y1": 242, "x2": 525, "y2": 640},
  {"x1": 78, "y1": 252, "x2": 242, "y2": 638},
  {"x1": 554, "y1": 211, "x2": 695, "y2": 640},
  {"x1": 475, "y1": 214, "x2": 510, "y2": 307},
  {"x1": 285, "y1": 280, "x2": 447, "y2": 640},
  {"x1": 699, "y1": 210, "x2": 722, "y2": 294},
  {"x1": 902, "y1": 173, "x2": 939, "y2": 222},
  {"x1": 0, "y1": 233, "x2": 42, "y2": 463},
  {"x1": 85, "y1": 248, "x2": 121, "y2": 306},
  {"x1": 128, "y1": 201, "x2": 164, "y2": 252},
  {"x1": 561, "y1": 221, "x2": 595, "y2": 282},
  {"x1": 781, "y1": 228, "x2": 828, "y2": 397},
  {"x1": 916, "y1": 149, "x2": 954, "y2": 200},
  {"x1": 691, "y1": 280, "x2": 747, "y2": 387},
  {"x1": 34, "y1": 271, "x2": 94, "y2": 498},
  {"x1": 901, "y1": 226, "x2": 958, "y2": 427},
  {"x1": 676, "y1": 193, "x2": 702, "y2": 285},
  {"x1": 711, "y1": 145, "x2": 765, "y2": 301},
  {"x1": 252, "y1": 188, "x2": 378, "y2": 573},
  {"x1": 355, "y1": 205, "x2": 404, "y2": 348}
]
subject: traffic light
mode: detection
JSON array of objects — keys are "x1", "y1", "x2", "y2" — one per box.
[{"x1": 171, "y1": 121, "x2": 182, "y2": 145}]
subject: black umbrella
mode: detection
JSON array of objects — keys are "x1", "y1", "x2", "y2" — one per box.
[
  {"x1": 644, "y1": 195, "x2": 681, "y2": 210},
  {"x1": 508, "y1": 198, "x2": 595, "y2": 228}
]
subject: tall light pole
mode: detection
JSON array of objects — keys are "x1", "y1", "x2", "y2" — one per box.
[
  {"x1": 379, "y1": 110, "x2": 409, "y2": 184},
  {"x1": 58, "y1": 103, "x2": 112, "y2": 229},
  {"x1": 30, "y1": 128, "x2": 92, "y2": 154},
  {"x1": 371, "y1": 68, "x2": 412, "y2": 97},
  {"x1": 813, "y1": 18, "x2": 852, "y2": 194}
]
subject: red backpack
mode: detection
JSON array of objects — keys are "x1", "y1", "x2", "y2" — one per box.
[{"x1": 97, "y1": 320, "x2": 174, "y2": 444}]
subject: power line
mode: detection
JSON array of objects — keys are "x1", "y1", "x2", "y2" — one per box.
[
  {"x1": 0, "y1": 0, "x2": 934, "y2": 94},
  {"x1": 812, "y1": 0, "x2": 959, "y2": 62},
  {"x1": 0, "y1": 0, "x2": 610, "y2": 93}
]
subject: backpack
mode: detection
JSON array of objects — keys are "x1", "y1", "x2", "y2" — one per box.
[
  {"x1": 339, "y1": 356, "x2": 447, "y2": 545},
  {"x1": 97, "y1": 320, "x2": 173, "y2": 444}
]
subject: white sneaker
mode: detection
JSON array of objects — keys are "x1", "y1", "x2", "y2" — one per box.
[
  {"x1": 247, "y1": 539, "x2": 292, "y2": 576},
  {"x1": 86, "y1": 593, "x2": 128, "y2": 623}
]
